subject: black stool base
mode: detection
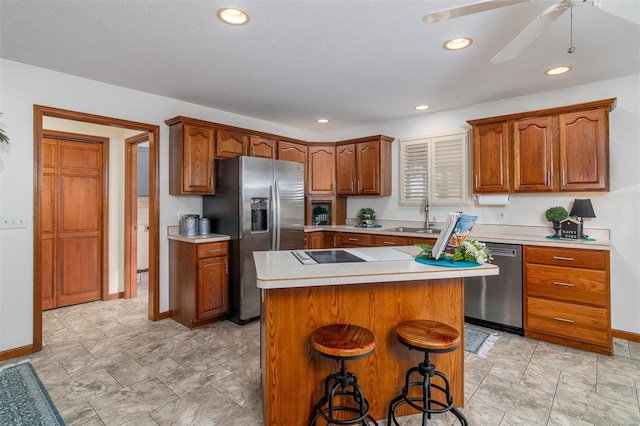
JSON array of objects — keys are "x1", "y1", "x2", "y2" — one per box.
[
  {"x1": 310, "y1": 360, "x2": 378, "y2": 426},
  {"x1": 387, "y1": 354, "x2": 468, "y2": 426}
]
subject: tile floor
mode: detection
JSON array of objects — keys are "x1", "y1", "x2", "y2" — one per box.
[{"x1": 2, "y1": 275, "x2": 639, "y2": 425}]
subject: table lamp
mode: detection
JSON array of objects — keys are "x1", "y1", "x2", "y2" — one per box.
[{"x1": 569, "y1": 199, "x2": 596, "y2": 238}]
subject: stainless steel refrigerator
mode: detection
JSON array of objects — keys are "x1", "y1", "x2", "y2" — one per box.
[{"x1": 203, "y1": 156, "x2": 305, "y2": 324}]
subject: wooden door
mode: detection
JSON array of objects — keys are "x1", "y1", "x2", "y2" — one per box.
[
  {"x1": 307, "y1": 145, "x2": 335, "y2": 194},
  {"x1": 42, "y1": 135, "x2": 105, "y2": 309},
  {"x1": 278, "y1": 141, "x2": 308, "y2": 193},
  {"x1": 472, "y1": 121, "x2": 510, "y2": 193},
  {"x1": 356, "y1": 141, "x2": 380, "y2": 195},
  {"x1": 197, "y1": 256, "x2": 229, "y2": 320},
  {"x1": 336, "y1": 144, "x2": 356, "y2": 195},
  {"x1": 250, "y1": 136, "x2": 277, "y2": 158},
  {"x1": 513, "y1": 116, "x2": 554, "y2": 192},
  {"x1": 216, "y1": 129, "x2": 248, "y2": 158},
  {"x1": 559, "y1": 109, "x2": 609, "y2": 191},
  {"x1": 182, "y1": 124, "x2": 214, "y2": 194}
]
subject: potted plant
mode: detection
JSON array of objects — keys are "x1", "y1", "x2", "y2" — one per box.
[
  {"x1": 312, "y1": 205, "x2": 329, "y2": 225},
  {"x1": 545, "y1": 206, "x2": 569, "y2": 237},
  {"x1": 356, "y1": 207, "x2": 376, "y2": 227}
]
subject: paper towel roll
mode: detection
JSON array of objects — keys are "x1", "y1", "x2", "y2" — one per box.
[{"x1": 476, "y1": 194, "x2": 510, "y2": 206}]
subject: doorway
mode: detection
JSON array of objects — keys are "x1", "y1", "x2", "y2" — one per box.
[{"x1": 33, "y1": 105, "x2": 161, "y2": 353}]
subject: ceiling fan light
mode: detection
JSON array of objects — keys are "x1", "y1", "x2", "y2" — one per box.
[
  {"x1": 217, "y1": 8, "x2": 250, "y2": 25},
  {"x1": 414, "y1": 105, "x2": 430, "y2": 111},
  {"x1": 443, "y1": 37, "x2": 473, "y2": 50},
  {"x1": 545, "y1": 66, "x2": 572, "y2": 75}
]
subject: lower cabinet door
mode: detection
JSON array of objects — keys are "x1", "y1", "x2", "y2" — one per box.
[{"x1": 197, "y1": 256, "x2": 229, "y2": 321}]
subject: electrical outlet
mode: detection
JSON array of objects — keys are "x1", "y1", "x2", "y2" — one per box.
[
  {"x1": 498, "y1": 210, "x2": 506, "y2": 221},
  {"x1": 0, "y1": 215, "x2": 28, "y2": 229}
]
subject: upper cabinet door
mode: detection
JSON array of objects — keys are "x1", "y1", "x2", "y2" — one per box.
[
  {"x1": 278, "y1": 141, "x2": 308, "y2": 194},
  {"x1": 356, "y1": 141, "x2": 381, "y2": 195},
  {"x1": 559, "y1": 109, "x2": 609, "y2": 191},
  {"x1": 216, "y1": 129, "x2": 248, "y2": 158},
  {"x1": 472, "y1": 121, "x2": 510, "y2": 193},
  {"x1": 513, "y1": 116, "x2": 554, "y2": 192},
  {"x1": 336, "y1": 143, "x2": 357, "y2": 195},
  {"x1": 308, "y1": 145, "x2": 335, "y2": 194},
  {"x1": 168, "y1": 122, "x2": 214, "y2": 195},
  {"x1": 250, "y1": 136, "x2": 277, "y2": 159}
]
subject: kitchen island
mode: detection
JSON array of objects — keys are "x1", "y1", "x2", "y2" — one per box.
[{"x1": 254, "y1": 246, "x2": 499, "y2": 425}]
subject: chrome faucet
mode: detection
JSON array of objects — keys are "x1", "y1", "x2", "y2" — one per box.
[{"x1": 423, "y1": 199, "x2": 436, "y2": 230}]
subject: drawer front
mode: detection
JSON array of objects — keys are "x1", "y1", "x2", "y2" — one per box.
[
  {"x1": 339, "y1": 233, "x2": 373, "y2": 247},
  {"x1": 526, "y1": 297, "x2": 610, "y2": 346},
  {"x1": 525, "y1": 246, "x2": 607, "y2": 270},
  {"x1": 373, "y1": 235, "x2": 410, "y2": 247},
  {"x1": 197, "y1": 242, "x2": 228, "y2": 259},
  {"x1": 410, "y1": 237, "x2": 437, "y2": 246},
  {"x1": 526, "y1": 264, "x2": 607, "y2": 307}
]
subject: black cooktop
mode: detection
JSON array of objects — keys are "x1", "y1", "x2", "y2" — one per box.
[{"x1": 306, "y1": 250, "x2": 366, "y2": 264}]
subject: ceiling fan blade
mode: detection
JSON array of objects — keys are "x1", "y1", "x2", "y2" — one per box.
[
  {"x1": 491, "y1": 3, "x2": 569, "y2": 63},
  {"x1": 423, "y1": 0, "x2": 530, "y2": 24},
  {"x1": 594, "y1": 0, "x2": 640, "y2": 25}
]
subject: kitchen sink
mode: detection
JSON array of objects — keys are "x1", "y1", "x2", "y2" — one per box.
[{"x1": 388, "y1": 227, "x2": 442, "y2": 234}]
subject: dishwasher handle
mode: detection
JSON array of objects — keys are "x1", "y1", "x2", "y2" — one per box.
[{"x1": 487, "y1": 247, "x2": 518, "y2": 257}]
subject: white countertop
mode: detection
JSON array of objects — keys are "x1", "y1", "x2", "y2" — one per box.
[
  {"x1": 304, "y1": 224, "x2": 610, "y2": 251},
  {"x1": 254, "y1": 245, "x2": 499, "y2": 289},
  {"x1": 167, "y1": 226, "x2": 230, "y2": 243}
]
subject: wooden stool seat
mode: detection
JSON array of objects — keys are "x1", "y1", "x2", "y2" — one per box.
[
  {"x1": 310, "y1": 323, "x2": 376, "y2": 359},
  {"x1": 396, "y1": 319, "x2": 460, "y2": 353}
]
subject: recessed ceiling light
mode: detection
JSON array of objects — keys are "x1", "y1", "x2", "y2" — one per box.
[
  {"x1": 414, "y1": 105, "x2": 430, "y2": 111},
  {"x1": 443, "y1": 37, "x2": 473, "y2": 51},
  {"x1": 217, "y1": 8, "x2": 250, "y2": 25},
  {"x1": 545, "y1": 66, "x2": 572, "y2": 76},
  {"x1": 316, "y1": 119, "x2": 329, "y2": 124}
]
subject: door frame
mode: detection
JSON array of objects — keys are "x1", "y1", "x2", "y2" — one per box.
[
  {"x1": 33, "y1": 105, "x2": 161, "y2": 352},
  {"x1": 124, "y1": 133, "x2": 149, "y2": 299}
]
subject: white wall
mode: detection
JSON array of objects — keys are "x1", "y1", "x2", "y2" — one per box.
[
  {"x1": 323, "y1": 75, "x2": 640, "y2": 335},
  {"x1": 0, "y1": 59, "x2": 638, "y2": 353},
  {"x1": 0, "y1": 59, "x2": 317, "y2": 351}
]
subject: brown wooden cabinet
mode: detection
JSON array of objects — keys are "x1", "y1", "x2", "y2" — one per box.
[
  {"x1": 250, "y1": 136, "x2": 277, "y2": 159},
  {"x1": 468, "y1": 99, "x2": 615, "y2": 194},
  {"x1": 559, "y1": 109, "x2": 609, "y2": 191},
  {"x1": 373, "y1": 235, "x2": 410, "y2": 247},
  {"x1": 278, "y1": 141, "x2": 308, "y2": 193},
  {"x1": 170, "y1": 240, "x2": 229, "y2": 328},
  {"x1": 524, "y1": 245, "x2": 611, "y2": 355},
  {"x1": 305, "y1": 232, "x2": 324, "y2": 249},
  {"x1": 339, "y1": 232, "x2": 373, "y2": 248},
  {"x1": 307, "y1": 145, "x2": 336, "y2": 194},
  {"x1": 471, "y1": 121, "x2": 510, "y2": 193},
  {"x1": 323, "y1": 232, "x2": 339, "y2": 249},
  {"x1": 216, "y1": 129, "x2": 249, "y2": 158},
  {"x1": 305, "y1": 195, "x2": 347, "y2": 226},
  {"x1": 167, "y1": 119, "x2": 215, "y2": 195},
  {"x1": 336, "y1": 136, "x2": 393, "y2": 196}
]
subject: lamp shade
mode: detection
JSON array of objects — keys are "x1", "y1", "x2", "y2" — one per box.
[{"x1": 569, "y1": 199, "x2": 596, "y2": 218}]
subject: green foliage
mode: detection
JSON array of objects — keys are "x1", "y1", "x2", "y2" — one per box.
[
  {"x1": 356, "y1": 207, "x2": 376, "y2": 220},
  {"x1": 0, "y1": 113, "x2": 8, "y2": 144},
  {"x1": 312, "y1": 205, "x2": 328, "y2": 215},
  {"x1": 545, "y1": 206, "x2": 568, "y2": 222}
]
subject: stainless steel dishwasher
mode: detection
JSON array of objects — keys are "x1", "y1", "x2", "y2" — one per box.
[{"x1": 464, "y1": 242, "x2": 523, "y2": 335}]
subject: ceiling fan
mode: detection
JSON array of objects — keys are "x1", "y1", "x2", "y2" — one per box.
[{"x1": 423, "y1": 0, "x2": 640, "y2": 63}]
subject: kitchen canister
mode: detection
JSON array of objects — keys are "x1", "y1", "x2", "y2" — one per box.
[
  {"x1": 199, "y1": 217, "x2": 210, "y2": 235},
  {"x1": 180, "y1": 214, "x2": 200, "y2": 237}
]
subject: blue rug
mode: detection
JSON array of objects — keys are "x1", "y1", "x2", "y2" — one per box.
[
  {"x1": 0, "y1": 361, "x2": 65, "y2": 425},
  {"x1": 464, "y1": 328, "x2": 497, "y2": 355}
]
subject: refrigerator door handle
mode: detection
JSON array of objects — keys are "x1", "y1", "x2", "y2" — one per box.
[
  {"x1": 270, "y1": 184, "x2": 276, "y2": 250},
  {"x1": 274, "y1": 180, "x2": 281, "y2": 250}
]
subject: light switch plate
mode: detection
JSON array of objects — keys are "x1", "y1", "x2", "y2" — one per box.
[{"x1": 0, "y1": 215, "x2": 28, "y2": 229}]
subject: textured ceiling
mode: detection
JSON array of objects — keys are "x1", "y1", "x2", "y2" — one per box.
[{"x1": 1, "y1": 0, "x2": 638, "y2": 132}]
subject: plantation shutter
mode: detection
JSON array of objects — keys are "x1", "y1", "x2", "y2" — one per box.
[{"x1": 399, "y1": 132, "x2": 468, "y2": 206}]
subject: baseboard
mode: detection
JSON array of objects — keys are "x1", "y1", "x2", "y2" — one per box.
[
  {"x1": 613, "y1": 329, "x2": 640, "y2": 343},
  {"x1": 157, "y1": 311, "x2": 171, "y2": 320},
  {"x1": 106, "y1": 291, "x2": 125, "y2": 300},
  {"x1": 0, "y1": 344, "x2": 34, "y2": 361}
]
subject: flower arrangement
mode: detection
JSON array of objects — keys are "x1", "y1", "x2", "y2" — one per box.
[{"x1": 415, "y1": 239, "x2": 492, "y2": 264}]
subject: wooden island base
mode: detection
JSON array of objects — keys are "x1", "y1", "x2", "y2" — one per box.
[{"x1": 261, "y1": 277, "x2": 465, "y2": 425}]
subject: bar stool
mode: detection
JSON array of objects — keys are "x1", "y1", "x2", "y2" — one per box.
[
  {"x1": 387, "y1": 319, "x2": 468, "y2": 425},
  {"x1": 309, "y1": 323, "x2": 378, "y2": 425}
]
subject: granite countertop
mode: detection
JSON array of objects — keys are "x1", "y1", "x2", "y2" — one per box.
[
  {"x1": 167, "y1": 226, "x2": 230, "y2": 243},
  {"x1": 304, "y1": 223, "x2": 610, "y2": 251},
  {"x1": 253, "y1": 245, "x2": 499, "y2": 289}
]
